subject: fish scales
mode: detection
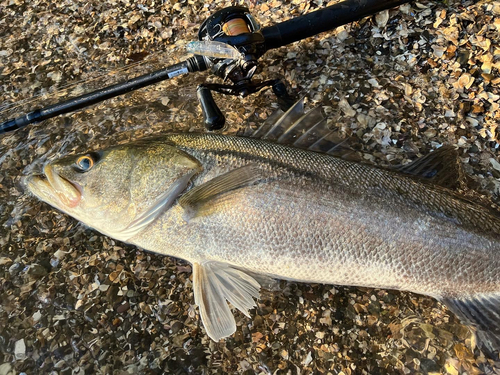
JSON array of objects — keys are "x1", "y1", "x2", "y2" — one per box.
[
  {"x1": 131, "y1": 133, "x2": 499, "y2": 298},
  {"x1": 169, "y1": 133, "x2": 500, "y2": 233}
]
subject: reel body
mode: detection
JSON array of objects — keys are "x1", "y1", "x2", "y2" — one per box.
[{"x1": 194, "y1": 6, "x2": 295, "y2": 130}]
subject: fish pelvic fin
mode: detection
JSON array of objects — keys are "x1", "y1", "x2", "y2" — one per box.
[
  {"x1": 441, "y1": 294, "x2": 500, "y2": 360},
  {"x1": 193, "y1": 261, "x2": 261, "y2": 341}
]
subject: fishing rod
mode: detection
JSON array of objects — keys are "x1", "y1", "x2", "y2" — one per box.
[{"x1": 0, "y1": 0, "x2": 411, "y2": 134}]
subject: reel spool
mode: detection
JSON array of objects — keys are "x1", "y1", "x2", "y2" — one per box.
[{"x1": 197, "y1": 6, "x2": 263, "y2": 83}]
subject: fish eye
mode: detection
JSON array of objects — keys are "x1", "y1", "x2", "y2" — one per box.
[{"x1": 75, "y1": 155, "x2": 94, "y2": 172}]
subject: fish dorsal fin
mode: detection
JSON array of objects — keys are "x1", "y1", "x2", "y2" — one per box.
[
  {"x1": 193, "y1": 261, "x2": 260, "y2": 341},
  {"x1": 179, "y1": 164, "x2": 263, "y2": 213},
  {"x1": 396, "y1": 147, "x2": 500, "y2": 217},
  {"x1": 242, "y1": 99, "x2": 351, "y2": 155},
  {"x1": 396, "y1": 146, "x2": 467, "y2": 190},
  {"x1": 251, "y1": 99, "x2": 304, "y2": 140}
]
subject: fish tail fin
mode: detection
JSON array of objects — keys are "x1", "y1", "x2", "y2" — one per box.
[{"x1": 441, "y1": 294, "x2": 500, "y2": 360}]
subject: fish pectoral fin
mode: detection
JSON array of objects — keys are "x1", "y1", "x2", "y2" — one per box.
[
  {"x1": 193, "y1": 261, "x2": 261, "y2": 341},
  {"x1": 179, "y1": 164, "x2": 263, "y2": 215},
  {"x1": 441, "y1": 293, "x2": 500, "y2": 360},
  {"x1": 118, "y1": 171, "x2": 197, "y2": 240}
]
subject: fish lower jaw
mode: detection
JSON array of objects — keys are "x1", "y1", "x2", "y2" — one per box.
[{"x1": 44, "y1": 165, "x2": 82, "y2": 207}]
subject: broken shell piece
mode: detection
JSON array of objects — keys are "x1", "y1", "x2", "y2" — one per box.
[{"x1": 375, "y1": 10, "x2": 389, "y2": 28}]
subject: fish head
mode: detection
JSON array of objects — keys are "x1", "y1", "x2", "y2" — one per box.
[{"x1": 26, "y1": 140, "x2": 201, "y2": 241}]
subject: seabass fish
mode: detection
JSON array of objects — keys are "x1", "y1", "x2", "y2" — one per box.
[{"x1": 26, "y1": 103, "x2": 500, "y2": 358}]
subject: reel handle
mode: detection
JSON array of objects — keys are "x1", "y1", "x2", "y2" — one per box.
[{"x1": 197, "y1": 86, "x2": 225, "y2": 131}]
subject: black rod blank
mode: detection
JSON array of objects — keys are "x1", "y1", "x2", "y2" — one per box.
[
  {"x1": 0, "y1": 57, "x2": 207, "y2": 134},
  {"x1": 0, "y1": 0, "x2": 412, "y2": 134},
  {"x1": 261, "y1": 0, "x2": 411, "y2": 50}
]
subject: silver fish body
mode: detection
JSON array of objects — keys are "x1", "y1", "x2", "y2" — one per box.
[
  {"x1": 133, "y1": 134, "x2": 500, "y2": 294},
  {"x1": 26, "y1": 131, "x2": 500, "y2": 354}
]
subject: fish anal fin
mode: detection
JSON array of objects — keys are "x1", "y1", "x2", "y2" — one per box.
[
  {"x1": 441, "y1": 294, "x2": 500, "y2": 360},
  {"x1": 193, "y1": 261, "x2": 260, "y2": 341},
  {"x1": 179, "y1": 164, "x2": 263, "y2": 214}
]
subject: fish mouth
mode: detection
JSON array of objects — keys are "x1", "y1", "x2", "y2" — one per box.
[{"x1": 26, "y1": 165, "x2": 82, "y2": 209}]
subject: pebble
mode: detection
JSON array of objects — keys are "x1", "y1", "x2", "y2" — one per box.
[{"x1": 14, "y1": 339, "x2": 26, "y2": 361}]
